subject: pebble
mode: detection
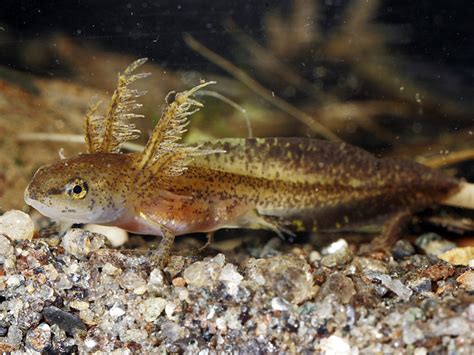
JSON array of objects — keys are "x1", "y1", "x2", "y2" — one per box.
[
  {"x1": 43, "y1": 306, "x2": 87, "y2": 336},
  {"x1": 430, "y1": 316, "x2": 470, "y2": 336},
  {"x1": 391, "y1": 239, "x2": 415, "y2": 259},
  {"x1": 402, "y1": 308, "x2": 424, "y2": 345},
  {"x1": 415, "y1": 233, "x2": 455, "y2": 256},
  {"x1": 271, "y1": 297, "x2": 290, "y2": 311},
  {"x1": 414, "y1": 348, "x2": 428, "y2": 355},
  {"x1": 160, "y1": 321, "x2": 183, "y2": 342},
  {"x1": 366, "y1": 272, "x2": 413, "y2": 301},
  {"x1": 219, "y1": 263, "x2": 243, "y2": 296},
  {"x1": 422, "y1": 263, "x2": 455, "y2": 282},
  {"x1": 183, "y1": 254, "x2": 224, "y2": 288},
  {"x1": 7, "y1": 325, "x2": 23, "y2": 346},
  {"x1": 321, "y1": 239, "x2": 352, "y2": 267},
  {"x1": 0, "y1": 234, "x2": 14, "y2": 267},
  {"x1": 119, "y1": 270, "x2": 147, "y2": 291},
  {"x1": 319, "y1": 335, "x2": 353, "y2": 355},
  {"x1": 109, "y1": 304, "x2": 126, "y2": 318},
  {"x1": 172, "y1": 277, "x2": 186, "y2": 287},
  {"x1": 219, "y1": 263, "x2": 243, "y2": 284},
  {"x1": 407, "y1": 277, "x2": 432, "y2": 293},
  {"x1": 6, "y1": 275, "x2": 23, "y2": 288},
  {"x1": 0, "y1": 210, "x2": 34, "y2": 240},
  {"x1": 322, "y1": 239, "x2": 348, "y2": 255},
  {"x1": 70, "y1": 300, "x2": 89, "y2": 311},
  {"x1": 318, "y1": 272, "x2": 356, "y2": 304},
  {"x1": 351, "y1": 257, "x2": 388, "y2": 274},
  {"x1": 102, "y1": 262, "x2": 121, "y2": 276},
  {"x1": 61, "y1": 229, "x2": 105, "y2": 259},
  {"x1": 148, "y1": 268, "x2": 165, "y2": 292},
  {"x1": 84, "y1": 224, "x2": 128, "y2": 247},
  {"x1": 26, "y1": 323, "x2": 51, "y2": 352},
  {"x1": 309, "y1": 250, "x2": 322, "y2": 263},
  {"x1": 120, "y1": 329, "x2": 148, "y2": 343},
  {"x1": 456, "y1": 270, "x2": 474, "y2": 292},
  {"x1": 139, "y1": 297, "x2": 167, "y2": 322},
  {"x1": 438, "y1": 246, "x2": 474, "y2": 266},
  {"x1": 246, "y1": 255, "x2": 316, "y2": 304}
]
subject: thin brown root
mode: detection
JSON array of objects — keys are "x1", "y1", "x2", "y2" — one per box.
[
  {"x1": 225, "y1": 19, "x2": 333, "y2": 103},
  {"x1": 198, "y1": 89, "x2": 253, "y2": 138},
  {"x1": 184, "y1": 34, "x2": 342, "y2": 142},
  {"x1": 420, "y1": 148, "x2": 474, "y2": 168}
]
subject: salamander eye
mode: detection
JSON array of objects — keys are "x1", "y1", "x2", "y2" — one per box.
[{"x1": 66, "y1": 178, "x2": 89, "y2": 200}]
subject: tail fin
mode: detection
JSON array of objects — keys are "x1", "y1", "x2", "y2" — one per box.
[{"x1": 442, "y1": 182, "x2": 474, "y2": 209}]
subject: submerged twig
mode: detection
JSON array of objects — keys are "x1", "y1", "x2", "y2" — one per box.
[
  {"x1": 184, "y1": 34, "x2": 342, "y2": 142},
  {"x1": 420, "y1": 149, "x2": 474, "y2": 169}
]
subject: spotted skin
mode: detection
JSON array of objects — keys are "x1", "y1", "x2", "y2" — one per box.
[{"x1": 25, "y1": 137, "x2": 461, "y2": 257}]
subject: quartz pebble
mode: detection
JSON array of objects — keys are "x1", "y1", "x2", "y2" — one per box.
[
  {"x1": 84, "y1": 224, "x2": 128, "y2": 247},
  {"x1": 219, "y1": 263, "x2": 243, "y2": 296},
  {"x1": 0, "y1": 234, "x2": 14, "y2": 267},
  {"x1": 0, "y1": 210, "x2": 34, "y2": 240},
  {"x1": 321, "y1": 239, "x2": 352, "y2": 267},
  {"x1": 139, "y1": 297, "x2": 167, "y2": 322},
  {"x1": 246, "y1": 255, "x2": 316, "y2": 304},
  {"x1": 271, "y1": 297, "x2": 290, "y2": 311},
  {"x1": 183, "y1": 254, "x2": 225, "y2": 288},
  {"x1": 319, "y1": 335, "x2": 353, "y2": 355},
  {"x1": 366, "y1": 272, "x2": 413, "y2": 301},
  {"x1": 148, "y1": 268, "x2": 165, "y2": 292},
  {"x1": 61, "y1": 228, "x2": 105, "y2": 259},
  {"x1": 109, "y1": 304, "x2": 126, "y2": 318},
  {"x1": 26, "y1": 323, "x2": 51, "y2": 352},
  {"x1": 318, "y1": 272, "x2": 356, "y2": 304}
]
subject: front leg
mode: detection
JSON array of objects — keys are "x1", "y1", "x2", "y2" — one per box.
[{"x1": 139, "y1": 212, "x2": 175, "y2": 268}]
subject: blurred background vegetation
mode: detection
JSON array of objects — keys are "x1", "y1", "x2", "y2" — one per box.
[{"x1": 0, "y1": 0, "x2": 472, "y2": 218}]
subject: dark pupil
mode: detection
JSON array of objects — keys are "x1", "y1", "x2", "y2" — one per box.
[{"x1": 73, "y1": 185, "x2": 83, "y2": 194}]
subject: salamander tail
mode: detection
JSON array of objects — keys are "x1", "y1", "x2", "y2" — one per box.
[{"x1": 441, "y1": 182, "x2": 474, "y2": 209}]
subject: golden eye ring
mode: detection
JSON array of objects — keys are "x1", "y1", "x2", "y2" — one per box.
[{"x1": 67, "y1": 178, "x2": 88, "y2": 200}]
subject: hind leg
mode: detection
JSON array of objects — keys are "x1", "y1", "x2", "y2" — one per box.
[{"x1": 236, "y1": 209, "x2": 295, "y2": 239}]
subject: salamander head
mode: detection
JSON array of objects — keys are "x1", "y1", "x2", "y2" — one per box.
[{"x1": 25, "y1": 153, "x2": 133, "y2": 224}]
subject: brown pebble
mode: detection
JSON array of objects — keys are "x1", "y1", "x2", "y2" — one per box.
[
  {"x1": 422, "y1": 264, "x2": 455, "y2": 281},
  {"x1": 172, "y1": 277, "x2": 186, "y2": 287}
]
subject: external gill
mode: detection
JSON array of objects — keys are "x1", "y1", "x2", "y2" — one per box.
[
  {"x1": 84, "y1": 58, "x2": 151, "y2": 153},
  {"x1": 135, "y1": 81, "x2": 223, "y2": 188}
]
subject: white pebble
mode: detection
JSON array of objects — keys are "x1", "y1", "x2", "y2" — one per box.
[
  {"x1": 219, "y1": 264, "x2": 243, "y2": 284},
  {"x1": 322, "y1": 239, "x2": 348, "y2": 255},
  {"x1": 61, "y1": 229, "x2": 104, "y2": 259},
  {"x1": 165, "y1": 302, "x2": 177, "y2": 318},
  {"x1": 6, "y1": 275, "x2": 23, "y2": 288},
  {"x1": 109, "y1": 305, "x2": 126, "y2": 318},
  {"x1": 271, "y1": 297, "x2": 290, "y2": 311},
  {"x1": 319, "y1": 335, "x2": 354, "y2": 355},
  {"x1": 0, "y1": 210, "x2": 34, "y2": 241},
  {"x1": 139, "y1": 297, "x2": 167, "y2": 322},
  {"x1": 84, "y1": 224, "x2": 128, "y2": 247}
]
